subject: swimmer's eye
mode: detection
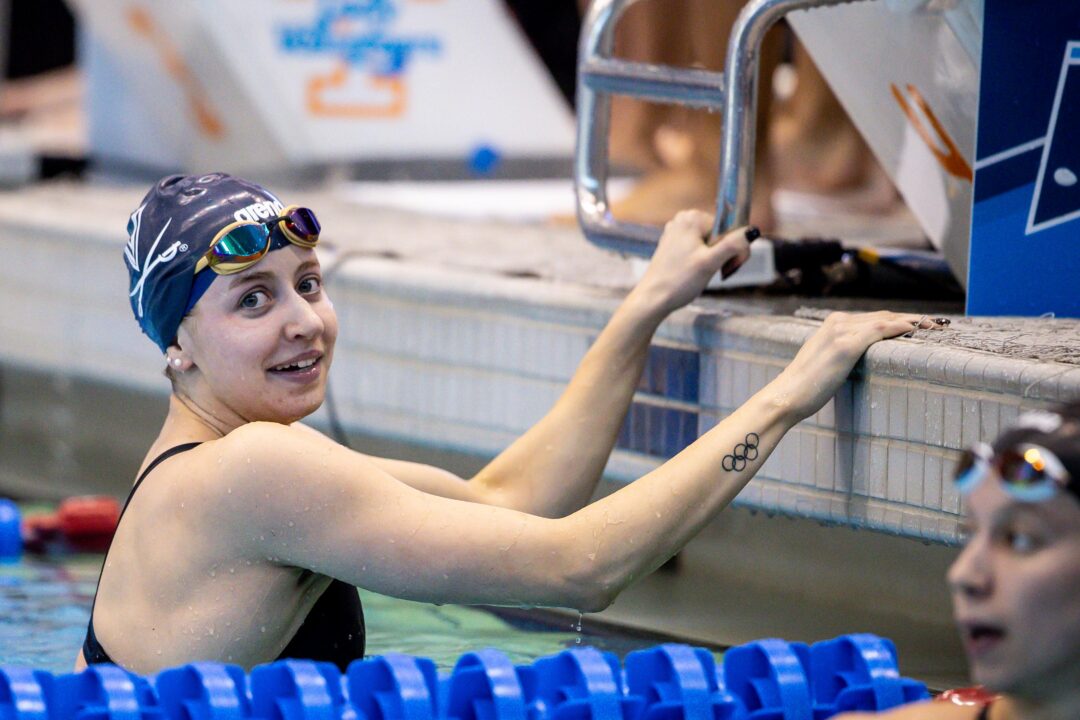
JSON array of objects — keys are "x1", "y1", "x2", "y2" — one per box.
[
  {"x1": 999, "y1": 526, "x2": 1040, "y2": 554},
  {"x1": 239, "y1": 289, "x2": 270, "y2": 310},
  {"x1": 297, "y1": 276, "x2": 322, "y2": 296}
]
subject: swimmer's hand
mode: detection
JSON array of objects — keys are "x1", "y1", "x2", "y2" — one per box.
[
  {"x1": 773, "y1": 311, "x2": 943, "y2": 421},
  {"x1": 633, "y1": 210, "x2": 752, "y2": 315}
]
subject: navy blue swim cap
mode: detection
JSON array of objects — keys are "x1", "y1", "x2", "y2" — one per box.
[{"x1": 124, "y1": 173, "x2": 289, "y2": 352}]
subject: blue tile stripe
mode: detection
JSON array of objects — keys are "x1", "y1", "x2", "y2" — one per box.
[
  {"x1": 617, "y1": 344, "x2": 702, "y2": 459},
  {"x1": 636, "y1": 345, "x2": 700, "y2": 403}
]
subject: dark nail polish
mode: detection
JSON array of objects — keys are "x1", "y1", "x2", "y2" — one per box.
[
  {"x1": 745, "y1": 226, "x2": 761, "y2": 242},
  {"x1": 932, "y1": 317, "x2": 951, "y2": 326},
  {"x1": 721, "y1": 258, "x2": 741, "y2": 280}
]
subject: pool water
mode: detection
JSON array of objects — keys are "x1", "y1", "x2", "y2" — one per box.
[{"x1": 0, "y1": 555, "x2": 719, "y2": 672}]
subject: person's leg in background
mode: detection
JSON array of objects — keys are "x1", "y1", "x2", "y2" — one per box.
[
  {"x1": 573, "y1": 0, "x2": 896, "y2": 232},
  {"x1": 584, "y1": 0, "x2": 783, "y2": 230},
  {"x1": 769, "y1": 41, "x2": 897, "y2": 212}
]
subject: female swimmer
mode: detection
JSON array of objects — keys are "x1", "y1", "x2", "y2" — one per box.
[{"x1": 80, "y1": 173, "x2": 940, "y2": 672}]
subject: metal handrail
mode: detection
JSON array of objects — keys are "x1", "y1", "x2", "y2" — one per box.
[{"x1": 575, "y1": 0, "x2": 861, "y2": 256}]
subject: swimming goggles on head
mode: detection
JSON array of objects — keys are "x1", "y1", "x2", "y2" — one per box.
[
  {"x1": 194, "y1": 205, "x2": 321, "y2": 275},
  {"x1": 953, "y1": 442, "x2": 1077, "y2": 502}
]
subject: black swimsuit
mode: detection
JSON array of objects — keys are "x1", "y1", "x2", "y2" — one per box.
[{"x1": 83, "y1": 442, "x2": 365, "y2": 670}]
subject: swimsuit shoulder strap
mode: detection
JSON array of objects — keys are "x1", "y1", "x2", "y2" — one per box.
[
  {"x1": 86, "y1": 442, "x2": 204, "y2": 633},
  {"x1": 128, "y1": 441, "x2": 204, "y2": 502}
]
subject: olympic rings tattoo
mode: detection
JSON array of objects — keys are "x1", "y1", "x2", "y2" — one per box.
[{"x1": 721, "y1": 432, "x2": 760, "y2": 472}]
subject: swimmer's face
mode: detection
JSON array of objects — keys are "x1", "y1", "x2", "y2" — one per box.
[
  {"x1": 176, "y1": 245, "x2": 338, "y2": 425},
  {"x1": 948, "y1": 475, "x2": 1080, "y2": 696}
]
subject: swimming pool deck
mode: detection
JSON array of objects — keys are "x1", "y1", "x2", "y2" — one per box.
[{"x1": 3, "y1": 180, "x2": 1078, "y2": 544}]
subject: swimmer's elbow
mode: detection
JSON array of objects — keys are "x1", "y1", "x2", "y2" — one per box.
[
  {"x1": 557, "y1": 550, "x2": 621, "y2": 613},
  {"x1": 553, "y1": 579, "x2": 615, "y2": 614},
  {"x1": 575, "y1": 587, "x2": 617, "y2": 613}
]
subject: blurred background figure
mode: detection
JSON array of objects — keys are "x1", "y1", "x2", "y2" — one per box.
[
  {"x1": 0, "y1": 0, "x2": 84, "y2": 167},
  {"x1": 508, "y1": 0, "x2": 899, "y2": 232}
]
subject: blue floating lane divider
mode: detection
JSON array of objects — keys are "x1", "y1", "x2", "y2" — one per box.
[
  {"x1": 444, "y1": 650, "x2": 527, "y2": 720},
  {"x1": 721, "y1": 639, "x2": 812, "y2": 720},
  {"x1": 155, "y1": 663, "x2": 251, "y2": 720},
  {"x1": 46, "y1": 665, "x2": 159, "y2": 720},
  {"x1": 625, "y1": 644, "x2": 745, "y2": 720},
  {"x1": 0, "y1": 668, "x2": 52, "y2": 720},
  {"x1": 0, "y1": 499, "x2": 21, "y2": 561},
  {"x1": 250, "y1": 660, "x2": 345, "y2": 720},
  {"x1": 346, "y1": 653, "x2": 439, "y2": 720},
  {"x1": 808, "y1": 634, "x2": 928, "y2": 716},
  {"x1": 0, "y1": 634, "x2": 930, "y2": 720},
  {"x1": 530, "y1": 648, "x2": 641, "y2": 720}
]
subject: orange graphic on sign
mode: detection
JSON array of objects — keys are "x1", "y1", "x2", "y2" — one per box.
[
  {"x1": 127, "y1": 6, "x2": 225, "y2": 139},
  {"x1": 306, "y1": 62, "x2": 407, "y2": 118},
  {"x1": 891, "y1": 83, "x2": 972, "y2": 182}
]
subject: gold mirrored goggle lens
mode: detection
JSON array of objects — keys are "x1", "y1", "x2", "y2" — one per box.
[{"x1": 193, "y1": 207, "x2": 321, "y2": 275}]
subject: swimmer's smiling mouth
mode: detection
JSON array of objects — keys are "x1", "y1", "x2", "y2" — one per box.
[{"x1": 268, "y1": 351, "x2": 323, "y2": 374}]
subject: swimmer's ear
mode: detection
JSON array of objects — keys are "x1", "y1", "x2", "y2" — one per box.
[{"x1": 165, "y1": 344, "x2": 193, "y2": 372}]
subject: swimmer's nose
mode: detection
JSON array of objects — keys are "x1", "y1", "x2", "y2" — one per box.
[
  {"x1": 282, "y1": 291, "x2": 325, "y2": 341},
  {"x1": 947, "y1": 533, "x2": 992, "y2": 600}
]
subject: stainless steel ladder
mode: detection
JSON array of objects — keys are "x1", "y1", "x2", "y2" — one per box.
[{"x1": 575, "y1": 0, "x2": 858, "y2": 255}]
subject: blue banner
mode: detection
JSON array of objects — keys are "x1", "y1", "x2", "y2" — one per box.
[{"x1": 970, "y1": 1, "x2": 1080, "y2": 317}]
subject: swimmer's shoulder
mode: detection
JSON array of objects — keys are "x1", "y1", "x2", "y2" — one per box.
[
  {"x1": 211, "y1": 420, "x2": 343, "y2": 476},
  {"x1": 206, "y1": 420, "x2": 379, "y2": 501},
  {"x1": 833, "y1": 700, "x2": 981, "y2": 719}
]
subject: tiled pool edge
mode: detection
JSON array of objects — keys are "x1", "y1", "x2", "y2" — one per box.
[{"x1": 320, "y1": 258, "x2": 1078, "y2": 546}]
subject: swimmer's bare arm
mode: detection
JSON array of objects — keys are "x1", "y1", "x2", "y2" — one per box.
[
  {"x1": 221, "y1": 312, "x2": 931, "y2": 610},
  {"x1": 298, "y1": 212, "x2": 749, "y2": 515},
  {"x1": 465, "y1": 213, "x2": 750, "y2": 517}
]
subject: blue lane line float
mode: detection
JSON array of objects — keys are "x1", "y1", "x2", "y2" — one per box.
[
  {"x1": 0, "y1": 499, "x2": 21, "y2": 561},
  {"x1": 346, "y1": 653, "x2": 438, "y2": 720},
  {"x1": 721, "y1": 639, "x2": 813, "y2": 720},
  {"x1": 250, "y1": 660, "x2": 345, "y2": 720},
  {"x1": 0, "y1": 634, "x2": 929, "y2": 720},
  {"x1": 45, "y1": 664, "x2": 159, "y2": 720},
  {"x1": 625, "y1": 644, "x2": 745, "y2": 720},
  {"x1": 530, "y1": 648, "x2": 642, "y2": 720},
  {"x1": 808, "y1": 634, "x2": 928, "y2": 715},
  {"x1": 444, "y1": 649, "x2": 529, "y2": 720},
  {"x1": 155, "y1": 662, "x2": 251, "y2": 720},
  {"x1": 0, "y1": 667, "x2": 52, "y2": 720}
]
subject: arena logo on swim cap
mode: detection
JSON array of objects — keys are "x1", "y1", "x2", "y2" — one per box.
[{"x1": 233, "y1": 199, "x2": 285, "y2": 223}]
